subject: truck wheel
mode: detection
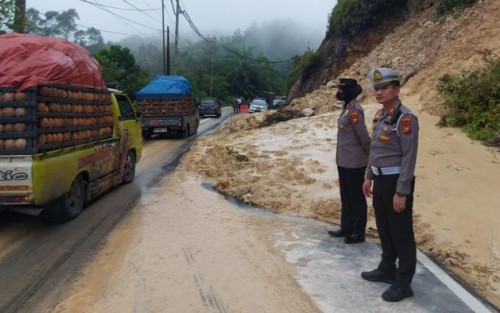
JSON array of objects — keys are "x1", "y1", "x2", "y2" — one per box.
[
  {"x1": 180, "y1": 125, "x2": 190, "y2": 138},
  {"x1": 40, "y1": 175, "x2": 85, "y2": 224},
  {"x1": 123, "y1": 151, "x2": 136, "y2": 184},
  {"x1": 143, "y1": 130, "x2": 152, "y2": 140}
]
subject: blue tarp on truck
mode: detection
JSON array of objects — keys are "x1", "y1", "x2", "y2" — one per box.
[{"x1": 136, "y1": 75, "x2": 192, "y2": 99}]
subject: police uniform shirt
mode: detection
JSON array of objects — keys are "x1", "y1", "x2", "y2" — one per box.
[
  {"x1": 366, "y1": 101, "x2": 419, "y2": 195},
  {"x1": 336, "y1": 100, "x2": 371, "y2": 168}
]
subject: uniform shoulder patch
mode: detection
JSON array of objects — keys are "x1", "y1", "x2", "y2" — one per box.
[
  {"x1": 401, "y1": 116, "x2": 412, "y2": 134},
  {"x1": 350, "y1": 111, "x2": 359, "y2": 124}
]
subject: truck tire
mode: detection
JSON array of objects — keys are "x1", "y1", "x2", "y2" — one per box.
[
  {"x1": 143, "y1": 130, "x2": 152, "y2": 140},
  {"x1": 122, "y1": 151, "x2": 136, "y2": 184},
  {"x1": 180, "y1": 125, "x2": 190, "y2": 138},
  {"x1": 40, "y1": 175, "x2": 85, "y2": 224}
]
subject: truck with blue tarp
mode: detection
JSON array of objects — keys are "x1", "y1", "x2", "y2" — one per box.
[{"x1": 136, "y1": 76, "x2": 199, "y2": 139}]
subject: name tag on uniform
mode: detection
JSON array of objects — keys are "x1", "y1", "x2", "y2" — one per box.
[{"x1": 379, "y1": 134, "x2": 391, "y2": 141}]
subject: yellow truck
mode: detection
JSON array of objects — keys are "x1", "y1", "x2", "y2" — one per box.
[
  {"x1": 0, "y1": 33, "x2": 142, "y2": 223},
  {"x1": 0, "y1": 87, "x2": 142, "y2": 223}
]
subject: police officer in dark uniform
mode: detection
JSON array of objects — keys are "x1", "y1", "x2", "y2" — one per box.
[
  {"x1": 361, "y1": 68, "x2": 419, "y2": 302},
  {"x1": 328, "y1": 78, "x2": 371, "y2": 244}
]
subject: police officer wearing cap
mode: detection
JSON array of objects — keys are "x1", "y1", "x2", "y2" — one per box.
[
  {"x1": 328, "y1": 78, "x2": 371, "y2": 244},
  {"x1": 361, "y1": 68, "x2": 419, "y2": 302}
]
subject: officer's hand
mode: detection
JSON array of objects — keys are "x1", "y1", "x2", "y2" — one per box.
[
  {"x1": 393, "y1": 194, "x2": 406, "y2": 213},
  {"x1": 362, "y1": 179, "x2": 372, "y2": 198}
]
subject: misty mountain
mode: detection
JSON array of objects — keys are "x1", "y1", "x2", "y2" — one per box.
[{"x1": 118, "y1": 19, "x2": 326, "y2": 72}]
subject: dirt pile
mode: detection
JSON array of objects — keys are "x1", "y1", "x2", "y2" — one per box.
[{"x1": 181, "y1": 0, "x2": 500, "y2": 308}]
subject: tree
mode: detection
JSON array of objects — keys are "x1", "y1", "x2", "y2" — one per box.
[
  {"x1": 0, "y1": 0, "x2": 15, "y2": 33},
  {"x1": 26, "y1": 8, "x2": 78, "y2": 38},
  {"x1": 25, "y1": 8, "x2": 104, "y2": 50},
  {"x1": 93, "y1": 45, "x2": 149, "y2": 96},
  {"x1": 13, "y1": 0, "x2": 25, "y2": 33},
  {"x1": 220, "y1": 45, "x2": 281, "y2": 99},
  {"x1": 74, "y1": 27, "x2": 105, "y2": 52}
]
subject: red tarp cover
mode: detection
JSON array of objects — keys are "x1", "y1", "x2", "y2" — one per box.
[{"x1": 0, "y1": 33, "x2": 106, "y2": 92}]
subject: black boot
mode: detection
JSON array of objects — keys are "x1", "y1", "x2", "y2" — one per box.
[
  {"x1": 344, "y1": 234, "x2": 365, "y2": 244},
  {"x1": 328, "y1": 229, "x2": 349, "y2": 237},
  {"x1": 361, "y1": 269, "x2": 395, "y2": 284},
  {"x1": 382, "y1": 282, "x2": 414, "y2": 302}
]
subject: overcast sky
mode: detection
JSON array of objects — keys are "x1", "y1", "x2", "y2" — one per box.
[{"x1": 28, "y1": 0, "x2": 336, "y2": 45}]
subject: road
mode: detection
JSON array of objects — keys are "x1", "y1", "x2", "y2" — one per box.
[
  {"x1": 0, "y1": 107, "x2": 495, "y2": 313},
  {"x1": 0, "y1": 109, "x2": 229, "y2": 313}
]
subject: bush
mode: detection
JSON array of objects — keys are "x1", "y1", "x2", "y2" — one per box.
[
  {"x1": 328, "y1": 0, "x2": 408, "y2": 38},
  {"x1": 286, "y1": 50, "x2": 322, "y2": 91},
  {"x1": 437, "y1": 53, "x2": 500, "y2": 146},
  {"x1": 435, "y1": 0, "x2": 476, "y2": 16}
]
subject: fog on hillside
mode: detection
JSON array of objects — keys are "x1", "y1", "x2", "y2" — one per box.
[{"x1": 119, "y1": 19, "x2": 326, "y2": 71}]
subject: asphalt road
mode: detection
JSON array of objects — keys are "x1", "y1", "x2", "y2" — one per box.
[{"x1": 0, "y1": 108, "x2": 229, "y2": 313}]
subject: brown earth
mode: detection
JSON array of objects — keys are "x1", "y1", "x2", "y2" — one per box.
[{"x1": 181, "y1": 0, "x2": 500, "y2": 308}]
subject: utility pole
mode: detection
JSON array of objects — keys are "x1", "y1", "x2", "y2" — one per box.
[
  {"x1": 209, "y1": 38, "x2": 215, "y2": 97},
  {"x1": 161, "y1": 0, "x2": 166, "y2": 75},
  {"x1": 13, "y1": 0, "x2": 26, "y2": 33},
  {"x1": 167, "y1": 26, "x2": 171, "y2": 75},
  {"x1": 174, "y1": 0, "x2": 180, "y2": 75}
]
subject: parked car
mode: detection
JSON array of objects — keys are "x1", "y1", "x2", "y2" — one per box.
[
  {"x1": 249, "y1": 99, "x2": 268, "y2": 113},
  {"x1": 199, "y1": 97, "x2": 222, "y2": 118},
  {"x1": 270, "y1": 98, "x2": 286, "y2": 109}
]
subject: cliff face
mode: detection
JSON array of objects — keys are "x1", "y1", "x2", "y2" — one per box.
[
  {"x1": 287, "y1": 0, "x2": 449, "y2": 102},
  {"x1": 288, "y1": 0, "x2": 499, "y2": 116},
  {"x1": 287, "y1": 27, "x2": 394, "y2": 101}
]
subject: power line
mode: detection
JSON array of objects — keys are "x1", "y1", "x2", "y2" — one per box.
[
  {"x1": 76, "y1": 23, "x2": 158, "y2": 37},
  {"x1": 79, "y1": 0, "x2": 160, "y2": 11},
  {"x1": 139, "y1": 0, "x2": 175, "y2": 26},
  {"x1": 81, "y1": 0, "x2": 163, "y2": 34},
  {"x1": 79, "y1": 0, "x2": 291, "y2": 64},
  {"x1": 177, "y1": 3, "x2": 291, "y2": 64},
  {"x1": 120, "y1": 0, "x2": 162, "y2": 24}
]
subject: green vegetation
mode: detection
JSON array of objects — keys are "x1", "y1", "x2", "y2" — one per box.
[
  {"x1": 287, "y1": 50, "x2": 321, "y2": 91},
  {"x1": 437, "y1": 54, "x2": 500, "y2": 146},
  {"x1": 328, "y1": 0, "x2": 408, "y2": 38},
  {"x1": 435, "y1": 0, "x2": 476, "y2": 16},
  {"x1": 93, "y1": 45, "x2": 149, "y2": 97},
  {"x1": 0, "y1": 0, "x2": 14, "y2": 33},
  {"x1": 177, "y1": 41, "x2": 283, "y2": 103},
  {"x1": 25, "y1": 8, "x2": 105, "y2": 52}
]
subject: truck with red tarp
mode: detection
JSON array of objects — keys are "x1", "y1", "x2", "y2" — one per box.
[
  {"x1": 136, "y1": 75, "x2": 199, "y2": 139},
  {"x1": 0, "y1": 33, "x2": 142, "y2": 223}
]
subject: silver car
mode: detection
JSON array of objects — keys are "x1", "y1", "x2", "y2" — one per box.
[{"x1": 249, "y1": 99, "x2": 268, "y2": 113}]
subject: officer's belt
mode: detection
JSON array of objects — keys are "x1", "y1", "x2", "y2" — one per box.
[{"x1": 371, "y1": 166, "x2": 401, "y2": 176}]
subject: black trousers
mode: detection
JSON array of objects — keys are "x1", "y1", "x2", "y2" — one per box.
[
  {"x1": 373, "y1": 174, "x2": 416, "y2": 285},
  {"x1": 337, "y1": 166, "x2": 367, "y2": 236}
]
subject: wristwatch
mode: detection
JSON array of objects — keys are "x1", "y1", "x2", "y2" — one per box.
[{"x1": 396, "y1": 192, "x2": 406, "y2": 197}]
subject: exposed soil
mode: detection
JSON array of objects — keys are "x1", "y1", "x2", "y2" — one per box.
[{"x1": 181, "y1": 1, "x2": 500, "y2": 308}]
